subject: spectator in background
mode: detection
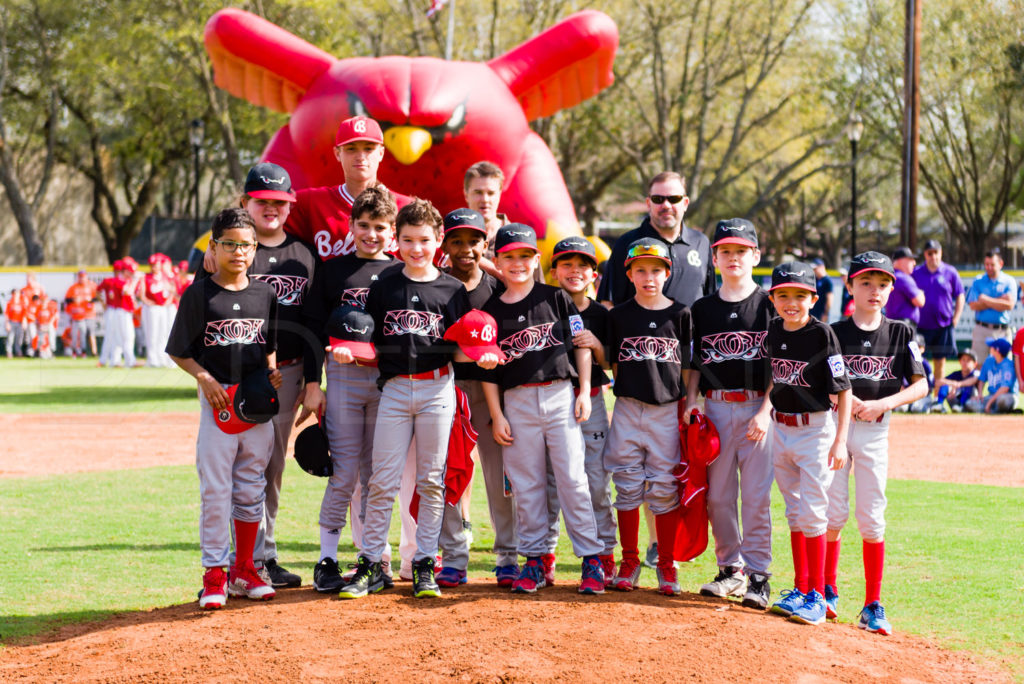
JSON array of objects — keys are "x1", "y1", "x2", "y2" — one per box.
[
  {"x1": 5, "y1": 289, "x2": 26, "y2": 357},
  {"x1": 885, "y1": 246, "x2": 925, "y2": 334},
  {"x1": 810, "y1": 258, "x2": 833, "y2": 322},
  {"x1": 966, "y1": 248, "x2": 1017, "y2": 364},
  {"x1": 913, "y1": 240, "x2": 964, "y2": 396},
  {"x1": 838, "y1": 267, "x2": 854, "y2": 318},
  {"x1": 65, "y1": 270, "x2": 98, "y2": 358},
  {"x1": 904, "y1": 334, "x2": 935, "y2": 413},
  {"x1": 1014, "y1": 325, "x2": 1024, "y2": 390},
  {"x1": 935, "y1": 349, "x2": 981, "y2": 412},
  {"x1": 965, "y1": 338, "x2": 1018, "y2": 413}
]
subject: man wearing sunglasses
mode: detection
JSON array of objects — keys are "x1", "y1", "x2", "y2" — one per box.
[{"x1": 598, "y1": 171, "x2": 715, "y2": 309}]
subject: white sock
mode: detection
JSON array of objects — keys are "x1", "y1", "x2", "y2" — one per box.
[{"x1": 320, "y1": 527, "x2": 340, "y2": 562}]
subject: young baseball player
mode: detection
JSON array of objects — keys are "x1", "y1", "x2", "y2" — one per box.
[
  {"x1": 826, "y1": 251, "x2": 927, "y2": 636},
  {"x1": 935, "y1": 349, "x2": 980, "y2": 411},
  {"x1": 166, "y1": 207, "x2": 283, "y2": 609},
  {"x1": 336, "y1": 199, "x2": 483, "y2": 600},
  {"x1": 765, "y1": 261, "x2": 852, "y2": 626},
  {"x1": 97, "y1": 262, "x2": 136, "y2": 367},
  {"x1": 141, "y1": 254, "x2": 176, "y2": 368},
  {"x1": 481, "y1": 223, "x2": 607, "y2": 595},
  {"x1": 550, "y1": 235, "x2": 617, "y2": 584},
  {"x1": 966, "y1": 337, "x2": 1018, "y2": 413},
  {"x1": 606, "y1": 238, "x2": 691, "y2": 596},
  {"x1": 434, "y1": 207, "x2": 517, "y2": 587},
  {"x1": 65, "y1": 270, "x2": 97, "y2": 358},
  {"x1": 4, "y1": 289, "x2": 26, "y2": 357},
  {"x1": 304, "y1": 185, "x2": 399, "y2": 593},
  {"x1": 686, "y1": 219, "x2": 775, "y2": 609}
]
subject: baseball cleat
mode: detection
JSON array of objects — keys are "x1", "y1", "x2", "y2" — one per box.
[
  {"x1": 578, "y1": 556, "x2": 606, "y2": 595},
  {"x1": 512, "y1": 558, "x2": 546, "y2": 594},
  {"x1": 227, "y1": 562, "x2": 276, "y2": 600},
  {"x1": 380, "y1": 559, "x2": 395, "y2": 589},
  {"x1": 742, "y1": 572, "x2": 771, "y2": 610},
  {"x1": 313, "y1": 557, "x2": 345, "y2": 594},
  {"x1": 436, "y1": 566, "x2": 468, "y2": 587},
  {"x1": 612, "y1": 556, "x2": 642, "y2": 591},
  {"x1": 599, "y1": 554, "x2": 617, "y2": 588},
  {"x1": 541, "y1": 553, "x2": 557, "y2": 586},
  {"x1": 700, "y1": 566, "x2": 747, "y2": 598},
  {"x1": 264, "y1": 559, "x2": 302, "y2": 588},
  {"x1": 824, "y1": 584, "x2": 839, "y2": 620},
  {"x1": 857, "y1": 601, "x2": 892, "y2": 636},
  {"x1": 770, "y1": 588, "x2": 806, "y2": 617},
  {"x1": 656, "y1": 563, "x2": 681, "y2": 596},
  {"x1": 199, "y1": 567, "x2": 228, "y2": 610},
  {"x1": 643, "y1": 542, "x2": 659, "y2": 569},
  {"x1": 789, "y1": 590, "x2": 826, "y2": 626},
  {"x1": 337, "y1": 556, "x2": 385, "y2": 599},
  {"x1": 412, "y1": 557, "x2": 441, "y2": 598},
  {"x1": 494, "y1": 564, "x2": 520, "y2": 587}
]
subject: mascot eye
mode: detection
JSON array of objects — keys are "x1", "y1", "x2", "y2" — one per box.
[
  {"x1": 446, "y1": 103, "x2": 465, "y2": 130},
  {"x1": 348, "y1": 94, "x2": 369, "y2": 118}
]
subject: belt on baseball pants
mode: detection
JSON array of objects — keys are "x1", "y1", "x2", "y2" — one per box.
[
  {"x1": 397, "y1": 365, "x2": 450, "y2": 380},
  {"x1": 278, "y1": 356, "x2": 302, "y2": 368},
  {"x1": 770, "y1": 409, "x2": 810, "y2": 427},
  {"x1": 521, "y1": 380, "x2": 555, "y2": 388},
  {"x1": 704, "y1": 389, "x2": 765, "y2": 402},
  {"x1": 976, "y1": 321, "x2": 1008, "y2": 330},
  {"x1": 573, "y1": 386, "x2": 602, "y2": 397}
]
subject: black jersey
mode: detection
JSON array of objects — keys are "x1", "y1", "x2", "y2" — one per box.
[
  {"x1": 166, "y1": 277, "x2": 278, "y2": 385},
  {"x1": 452, "y1": 273, "x2": 505, "y2": 382},
  {"x1": 831, "y1": 317, "x2": 925, "y2": 401},
  {"x1": 571, "y1": 298, "x2": 611, "y2": 389},
  {"x1": 690, "y1": 288, "x2": 774, "y2": 393},
  {"x1": 766, "y1": 317, "x2": 850, "y2": 413},
  {"x1": 482, "y1": 284, "x2": 580, "y2": 390},
  {"x1": 608, "y1": 299, "x2": 691, "y2": 405},
  {"x1": 364, "y1": 268, "x2": 469, "y2": 383}
]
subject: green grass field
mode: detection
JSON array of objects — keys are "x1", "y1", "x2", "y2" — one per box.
[{"x1": 0, "y1": 358, "x2": 1021, "y2": 678}]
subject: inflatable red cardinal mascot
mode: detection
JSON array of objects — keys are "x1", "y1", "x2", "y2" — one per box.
[{"x1": 204, "y1": 8, "x2": 618, "y2": 260}]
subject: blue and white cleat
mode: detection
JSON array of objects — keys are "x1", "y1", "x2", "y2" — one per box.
[
  {"x1": 824, "y1": 584, "x2": 839, "y2": 620},
  {"x1": 770, "y1": 588, "x2": 805, "y2": 617},
  {"x1": 789, "y1": 589, "x2": 827, "y2": 626},
  {"x1": 858, "y1": 601, "x2": 892, "y2": 636}
]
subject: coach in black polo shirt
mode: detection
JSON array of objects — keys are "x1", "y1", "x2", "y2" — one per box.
[{"x1": 598, "y1": 171, "x2": 716, "y2": 307}]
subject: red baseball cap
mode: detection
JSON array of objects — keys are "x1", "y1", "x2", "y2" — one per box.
[
  {"x1": 444, "y1": 310, "x2": 507, "y2": 363},
  {"x1": 213, "y1": 370, "x2": 280, "y2": 434},
  {"x1": 335, "y1": 116, "x2": 384, "y2": 147}
]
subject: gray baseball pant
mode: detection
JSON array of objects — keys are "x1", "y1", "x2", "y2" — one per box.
[
  {"x1": 772, "y1": 411, "x2": 836, "y2": 537},
  {"x1": 362, "y1": 371, "x2": 455, "y2": 564},
  {"x1": 8, "y1": 321, "x2": 25, "y2": 355},
  {"x1": 704, "y1": 396, "x2": 774, "y2": 575},
  {"x1": 581, "y1": 389, "x2": 615, "y2": 555},
  {"x1": 197, "y1": 390, "x2": 273, "y2": 568},
  {"x1": 965, "y1": 394, "x2": 1017, "y2": 413},
  {"x1": 605, "y1": 396, "x2": 680, "y2": 515},
  {"x1": 827, "y1": 414, "x2": 889, "y2": 540},
  {"x1": 502, "y1": 380, "x2": 602, "y2": 558}
]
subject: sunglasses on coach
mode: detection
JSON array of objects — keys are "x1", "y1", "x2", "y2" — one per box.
[{"x1": 649, "y1": 194, "x2": 686, "y2": 205}]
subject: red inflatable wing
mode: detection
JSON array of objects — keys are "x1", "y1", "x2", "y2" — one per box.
[
  {"x1": 204, "y1": 8, "x2": 337, "y2": 113},
  {"x1": 487, "y1": 10, "x2": 618, "y2": 121}
]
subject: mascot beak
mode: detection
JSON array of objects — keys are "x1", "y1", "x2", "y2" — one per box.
[{"x1": 383, "y1": 126, "x2": 433, "y2": 165}]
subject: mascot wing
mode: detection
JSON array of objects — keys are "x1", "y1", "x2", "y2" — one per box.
[
  {"x1": 204, "y1": 8, "x2": 337, "y2": 113},
  {"x1": 487, "y1": 10, "x2": 618, "y2": 121}
]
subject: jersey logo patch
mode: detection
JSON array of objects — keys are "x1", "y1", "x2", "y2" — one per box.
[
  {"x1": 844, "y1": 355, "x2": 895, "y2": 382},
  {"x1": 383, "y1": 310, "x2": 443, "y2": 338},
  {"x1": 729, "y1": 312, "x2": 738, "y2": 319},
  {"x1": 232, "y1": 304, "x2": 241, "y2": 311},
  {"x1": 268, "y1": 257, "x2": 278, "y2": 264},
  {"x1": 648, "y1": 322, "x2": 656, "y2": 328},
  {"x1": 863, "y1": 340, "x2": 872, "y2": 347},
  {"x1": 411, "y1": 295, "x2": 420, "y2": 303},
  {"x1": 252, "y1": 274, "x2": 308, "y2": 306},
  {"x1": 204, "y1": 319, "x2": 265, "y2": 346},
  {"x1": 619, "y1": 336, "x2": 681, "y2": 364},
  {"x1": 499, "y1": 323, "x2": 561, "y2": 361},
  {"x1": 700, "y1": 331, "x2": 767, "y2": 364},
  {"x1": 771, "y1": 358, "x2": 810, "y2": 387},
  {"x1": 908, "y1": 340, "x2": 923, "y2": 363},
  {"x1": 518, "y1": 315, "x2": 526, "y2": 322},
  {"x1": 827, "y1": 354, "x2": 846, "y2": 378},
  {"x1": 341, "y1": 288, "x2": 370, "y2": 308},
  {"x1": 687, "y1": 250, "x2": 701, "y2": 267}
]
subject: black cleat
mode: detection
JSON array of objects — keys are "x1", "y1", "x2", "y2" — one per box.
[
  {"x1": 412, "y1": 557, "x2": 441, "y2": 598},
  {"x1": 337, "y1": 556, "x2": 385, "y2": 599},
  {"x1": 264, "y1": 559, "x2": 302, "y2": 588},
  {"x1": 313, "y1": 557, "x2": 345, "y2": 594}
]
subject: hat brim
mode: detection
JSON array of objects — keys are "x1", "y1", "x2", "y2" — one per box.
[
  {"x1": 496, "y1": 242, "x2": 539, "y2": 254},
  {"x1": 213, "y1": 385, "x2": 259, "y2": 435},
  {"x1": 459, "y1": 343, "x2": 508, "y2": 364},
  {"x1": 247, "y1": 189, "x2": 297, "y2": 202},
  {"x1": 711, "y1": 237, "x2": 758, "y2": 249},
  {"x1": 847, "y1": 267, "x2": 895, "y2": 280},
  {"x1": 444, "y1": 223, "x2": 488, "y2": 236},
  {"x1": 768, "y1": 282, "x2": 816, "y2": 293},
  {"x1": 335, "y1": 135, "x2": 384, "y2": 146},
  {"x1": 625, "y1": 254, "x2": 671, "y2": 267},
  {"x1": 329, "y1": 337, "x2": 377, "y2": 363},
  {"x1": 551, "y1": 249, "x2": 598, "y2": 266}
]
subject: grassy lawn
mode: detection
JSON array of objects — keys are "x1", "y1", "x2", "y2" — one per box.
[{"x1": 1, "y1": 462, "x2": 1021, "y2": 677}]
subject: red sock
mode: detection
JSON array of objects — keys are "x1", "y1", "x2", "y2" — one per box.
[
  {"x1": 825, "y1": 538, "x2": 841, "y2": 589},
  {"x1": 617, "y1": 508, "x2": 641, "y2": 561},
  {"x1": 805, "y1": 532, "x2": 826, "y2": 594},
  {"x1": 654, "y1": 508, "x2": 680, "y2": 566},
  {"x1": 233, "y1": 519, "x2": 259, "y2": 568},
  {"x1": 790, "y1": 531, "x2": 808, "y2": 592},
  {"x1": 863, "y1": 540, "x2": 885, "y2": 604}
]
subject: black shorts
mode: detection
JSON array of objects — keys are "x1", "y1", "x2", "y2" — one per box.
[{"x1": 919, "y1": 325, "x2": 957, "y2": 359}]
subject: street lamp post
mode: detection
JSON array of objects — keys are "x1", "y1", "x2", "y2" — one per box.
[
  {"x1": 847, "y1": 112, "x2": 864, "y2": 259},
  {"x1": 190, "y1": 119, "x2": 205, "y2": 241}
]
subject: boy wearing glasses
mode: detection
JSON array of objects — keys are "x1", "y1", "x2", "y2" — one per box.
[{"x1": 167, "y1": 208, "x2": 283, "y2": 609}]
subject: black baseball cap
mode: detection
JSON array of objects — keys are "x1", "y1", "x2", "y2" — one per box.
[
  {"x1": 711, "y1": 218, "x2": 758, "y2": 249},
  {"x1": 892, "y1": 246, "x2": 914, "y2": 261},
  {"x1": 551, "y1": 236, "x2": 597, "y2": 267},
  {"x1": 848, "y1": 251, "x2": 895, "y2": 280},
  {"x1": 214, "y1": 369, "x2": 280, "y2": 434},
  {"x1": 769, "y1": 261, "x2": 816, "y2": 292},
  {"x1": 326, "y1": 305, "x2": 376, "y2": 362},
  {"x1": 922, "y1": 239, "x2": 941, "y2": 252},
  {"x1": 294, "y1": 418, "x2": 332, "y2": 477},
  {"x1": 625, "y1": 238, "x2": 671, "y2": 267},
  {"x1": 494, "y1": 223, "x2": 538, "y2": 254},
  {"x1": 244, "y1": 162, "x2": 296, "y2": 202},
  {"x1": 443, "y1": 208, "x2": 487, "y2": 236}
]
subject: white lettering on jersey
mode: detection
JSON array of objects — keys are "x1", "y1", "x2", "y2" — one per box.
[
  {"x1": 204, "y1": 319, "x2": 265, "y2": 346},
  {"x1": 499, "y1": 323, "x2": 560, "y2": 361},
  {"x1": 251, "y1": 274, "x2": 308, "y2": 306},
  {"x1": 382, "y1": 310, "x2": 443, "y2": 338},
  {"x1": 700, "y1": 331, "x2": 767, "y2": 364},
  {"x1": 771, "y1": 358, "x2": 810, "y2": 387},
  {"x1": 341, "y1": 288, "x2": 370, "y2": 309},
  {"x1": 843, "y1": 355, "x2": 896, "y2": 382},
  {"x1": 619, "y1": 337, "x2": 680, "y2": 364}
]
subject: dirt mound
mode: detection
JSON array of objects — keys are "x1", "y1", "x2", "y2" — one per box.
[{"x1": 0, "y1": 583, "x2": 1007, "y2": 683}]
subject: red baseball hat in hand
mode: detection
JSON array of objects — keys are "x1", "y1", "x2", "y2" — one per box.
[
  {"x1": 444, "y1": 309, "x2": 506, "y2": 363},
  {"x1": 214, "y1": 369, "x2": 280, "y2": 434}
]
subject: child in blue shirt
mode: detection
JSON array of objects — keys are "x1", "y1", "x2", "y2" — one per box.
[{"x1": 965, "y1": 338, "x2": 1018, "y2": 413}]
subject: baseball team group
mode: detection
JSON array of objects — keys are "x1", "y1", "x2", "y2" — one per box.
[{"x1": 161, "y1": 115, "x2": 1015, "y2": 638}]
